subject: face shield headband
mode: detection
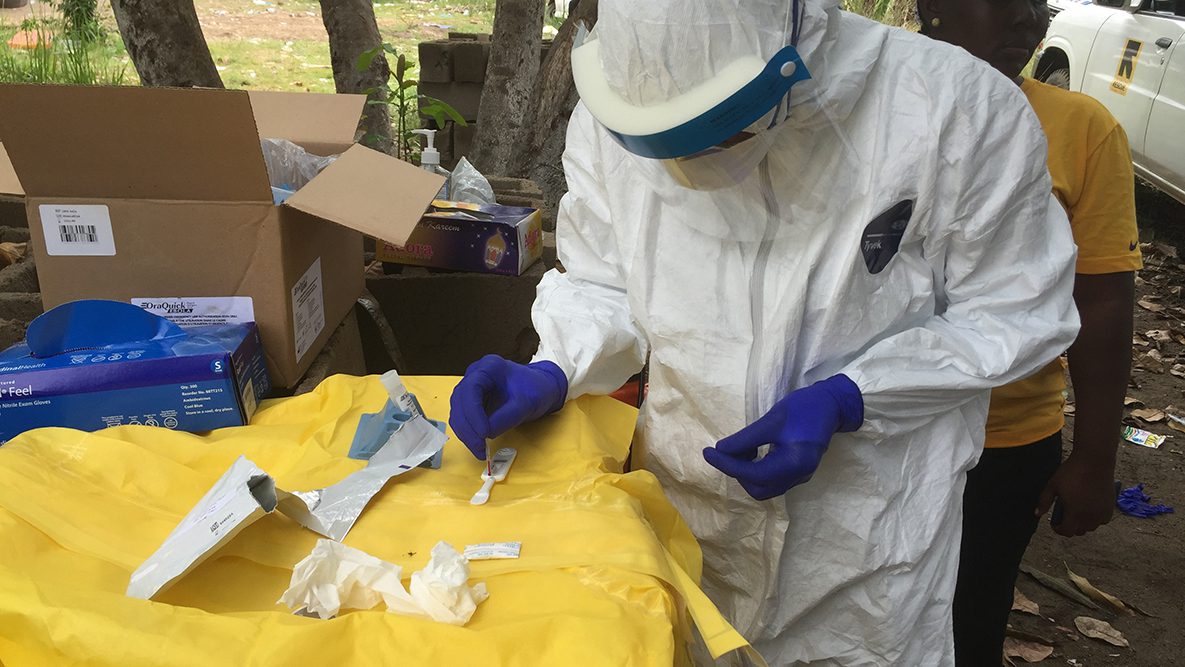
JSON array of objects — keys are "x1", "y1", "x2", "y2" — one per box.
[{"x1": 570, "y1": 1, "x2": 813, "y2": 161}]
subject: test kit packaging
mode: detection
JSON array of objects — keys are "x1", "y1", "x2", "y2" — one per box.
[
  {"x1": 376, "y1": 201, "x2": 543, "y2": 275},
  {"x1": 0, "y1": 85, "x2": 444, "y2": 388},
  {"x1": 0, "y1": 300, "x2": 271, "y2": 444}
]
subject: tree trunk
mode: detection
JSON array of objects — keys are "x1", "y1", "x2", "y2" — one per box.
[
  {"x1": 319, "y1": 0, "x2": 394, "y2": 154},
  {"x1": 510, "y1": 0, "x2": 597, "y2": 224},
  {"x1": 470, "y1": 0, "x2": 543, "y2": 175},
  {"x1": 110, "y1": 0, "x2": 223, "y2": 88}
]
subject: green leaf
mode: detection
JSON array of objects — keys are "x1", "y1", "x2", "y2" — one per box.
[
  {"x1": 355, "y1": 48, "x2": 380, "y2": 73},
  {"x1": 382, "y1": 42, "x2": 399, "y2": 56},
  {"x1": 396, "y1": 54, "x2": 408, "y2": 78},
  {"x1": 422, "y1": 95, "x2": 466, "y2": 127}
]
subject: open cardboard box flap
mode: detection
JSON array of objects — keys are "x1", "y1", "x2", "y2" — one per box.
[
  {"x1": 248, "y1": 90, "x2": 365, "y2": 157},
  {"x1": 0, "y1": 85, "x2": 272, "y2": 202},
  {"x1": 0, "y1": 141, "x2": 22, "y2": 198},
  {"x1": 285, "y1": 144, "x2": 445, "y2": 246}
]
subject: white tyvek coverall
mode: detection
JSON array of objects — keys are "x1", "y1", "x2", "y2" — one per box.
[{"x1": 531, "y1": 3, "x2": 1080, "y2": 664}]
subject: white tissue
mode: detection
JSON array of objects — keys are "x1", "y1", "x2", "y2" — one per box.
[{"x1": 279, "y1": 540, "x2": 488, "y2": 625}]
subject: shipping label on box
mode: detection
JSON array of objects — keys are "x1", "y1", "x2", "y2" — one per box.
[{"x1": 376, "y1": 201, "x2": 543, "y2": 275}]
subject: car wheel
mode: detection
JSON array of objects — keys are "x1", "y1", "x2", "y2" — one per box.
[{"x1": 1042, "y1": 67, "x2": 1070, "y2": 90}]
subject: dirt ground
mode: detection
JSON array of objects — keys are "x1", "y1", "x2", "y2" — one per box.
[{"x1": 1013, "y1": 184, "x2": 1185, "y2": 666}]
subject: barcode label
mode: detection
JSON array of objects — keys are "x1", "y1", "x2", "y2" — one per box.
[
  {"x1": 291, "y1": 257, "x2": 325, "y2": 363},
  {"x1": 59, "y1": 224, "x2": 99, "y2": 244},
  {"x1": 39, "y1": 204, "x2": 116, "y2": 256}
]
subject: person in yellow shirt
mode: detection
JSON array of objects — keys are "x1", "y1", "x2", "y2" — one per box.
[{"x1": 917, "y1": 0, "x2": 1142, "y2": 664}]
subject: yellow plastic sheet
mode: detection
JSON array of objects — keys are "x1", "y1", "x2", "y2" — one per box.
[{"x1": 0, "y1": 375, "x2": 751, "y2": 666}]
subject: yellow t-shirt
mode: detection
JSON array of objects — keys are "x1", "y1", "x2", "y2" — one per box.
[{"x1": 985, "y1": 78, "x2": 1143, "y2": 448}]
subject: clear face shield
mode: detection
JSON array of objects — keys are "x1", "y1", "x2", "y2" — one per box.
[{"x1": 570, "y1": 2, "x2": 813, "y2": 190}]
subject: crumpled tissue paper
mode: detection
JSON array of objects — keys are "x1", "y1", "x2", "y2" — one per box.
[{"x1": 279, "y1": 540, "x2": 489, "y2": 625}]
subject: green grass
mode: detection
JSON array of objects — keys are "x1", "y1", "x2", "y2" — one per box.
[
  {"x1": 1, "y1": 0, "x2": 499, "y2": 92},
  {"x1": 203, "y1": 0, "x2": 499, "y2": 94},
  {"x1": 0, "y1": 10, "x2": 130, "y2": 86}
]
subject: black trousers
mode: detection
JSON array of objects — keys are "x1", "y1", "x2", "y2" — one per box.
[{"x1": 953, "y1": 432, "x2": 1063, "y2": 666}]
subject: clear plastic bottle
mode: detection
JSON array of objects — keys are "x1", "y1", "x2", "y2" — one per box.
[{"x1": 411, "y1": 129, "x2": 451, "y2": 200}]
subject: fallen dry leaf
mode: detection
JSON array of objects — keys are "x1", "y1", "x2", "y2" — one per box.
[
  {"x1": 1004, "y1": 637, "x2": 1054, "y2": 663},
  {"x1": 1063, "y1": 404, "x2": 1076, "y2": 416},
  {"x1": 1012, "y1": 588, "x2": 1041, "y2": 616},
  {"x1": 1131, "y1": 408, "x2": 1166, "y2": 423},
  {"x1": 1139, "y1": 299, "x2": 1166, "y2": 313},
  {"x1": 1172, "y1": 365, "x2": 1185, "y2": 379},
  {"x1": 1125, "y1": 396, "x2": 1145, "y2": 407},
  {"x1": 0, "y1": 241, "x2": 26, "y2": 267},
  {"x1": 1154, "y1": 242, "x2": 1178, "y2": 259},
  {"x1": 1074, "y1": 616, "x2": 1129, "y2": 648},
  {"x1": 1148, "y1": 348, "x2": 1166, "y2": 362},
  {"x1": 1056, "y1": 625, "x2": 1081, "y2": 641},
  {"x1": 1167, "y1": 413, "x2": 1185, "y2": 434},
  {"x1": 1172, "y1": 286, "x2": 1183, "y2": 297},
  {"x1": 1066, "y1": 564, "x2": 1133, "y2": 616},
  {"x1": 1146, "y1": 329, "x2": 1173, "y2": 343},
  {"x1": 1020, "y1": 564, "x2": 1101, "y2": 611}
]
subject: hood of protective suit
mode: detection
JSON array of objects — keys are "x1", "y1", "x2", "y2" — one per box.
[{"x1": 596, "y1": 0, "x2": 839, "y2": 107}]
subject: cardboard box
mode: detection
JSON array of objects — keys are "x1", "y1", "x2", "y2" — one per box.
[
  {"x1": 376, "y1": 201, "x2": 543, "y2": 275},
  {"x1": 0, "y1": 300, "x2": 272, "y2": 443},
  {"x1": 0, "y1": 85, "x2": 444, "y2": 387},
  {"x1": 0, "y1": 141, "x2": 22, "y2": 200}
]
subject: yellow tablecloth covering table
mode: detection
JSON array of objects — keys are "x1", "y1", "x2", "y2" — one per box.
[{"x1": 0, "y1": 375, "x2": 749, "y2": 666}]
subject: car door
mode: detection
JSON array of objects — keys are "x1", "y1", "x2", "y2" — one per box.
[
  {"x1": 1080, "y1": 0, "x2": 1178, "y2": 157},
  {"x1": 1143, "y1": 5, "x2": 1185, "y2": 200}
]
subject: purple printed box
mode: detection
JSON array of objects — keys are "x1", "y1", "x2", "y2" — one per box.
[{"x1": 376, "y1": 200, "x2": 543, "y2": 276}]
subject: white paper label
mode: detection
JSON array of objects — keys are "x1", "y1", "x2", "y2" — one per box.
[
  {"x1": 131, "y1": 296, "x2": 255, "y2": 328},
  {"x1": 463, "y1": 542, "x2": 522, "y2": 560},
  {"x1": 241, "y1": 379, "x2": 258, "y2": 418},
  {"x1": 39, "y1": 204, "x2": 116, "y2": 256},
  {"x1": 291, "y1": 257, "x2": 325, "y2": 363}
]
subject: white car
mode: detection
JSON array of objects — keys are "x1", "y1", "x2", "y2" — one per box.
[{"x1": 1036, "y1": 0, "x2": 1185, "y2": 203}]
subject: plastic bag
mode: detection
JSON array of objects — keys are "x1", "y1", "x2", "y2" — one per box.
[
  {"x1": 448, "y1": 157, "x2": 496, "y2": 205},
  {"x1": 260, "y1": 138, "x2": 337, "y2": 193}
]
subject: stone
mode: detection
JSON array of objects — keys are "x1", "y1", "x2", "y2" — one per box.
[
  {"x1": 0, "y1": 291, "x2": 42, "y2": 324},
  {"x1": 0, "y1": 258, "x2": 38, "y2": 293}
]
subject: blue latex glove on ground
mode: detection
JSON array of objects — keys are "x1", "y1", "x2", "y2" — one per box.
[
  {"x1": 703, "y1": 374, "x2": 863, "y2": 500},
  {"x1": 1117, "y1": 484, "x2": 1175, "y2": 518},
  {"x1": 449, "y1": 355, "x2": 568, "y2": 459}
]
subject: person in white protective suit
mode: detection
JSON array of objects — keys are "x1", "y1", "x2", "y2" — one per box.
[{"x1": 448, "y1": 0, "x2": 1081, "y2": 663}]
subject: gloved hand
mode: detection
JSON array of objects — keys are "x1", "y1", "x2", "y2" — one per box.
[
  {"x1": 703, "y1": 374, "x2": 863, "y2": 500},
  {"x1": 449, "y1": 355, "x2": 569, "y2": 460}
]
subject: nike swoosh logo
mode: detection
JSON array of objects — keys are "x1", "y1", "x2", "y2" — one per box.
[{"x1": 1130, "y1": 241, "x2": 1138, "y2": 251}]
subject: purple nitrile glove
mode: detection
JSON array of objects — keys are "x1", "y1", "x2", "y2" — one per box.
[
  {"x1": 1116, "y1": 484, "x2": 1175, "y2": 518},
  {"x1": 703, "y1": 374, "x2": 863, "y2": 501},
  {"x1": 449, "y1": 355, "x2": 568, "y2": 460}
]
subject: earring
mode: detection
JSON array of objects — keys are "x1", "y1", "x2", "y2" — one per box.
[{"x1": 930, "y1": 17, "x2": 941, "y2": 28}]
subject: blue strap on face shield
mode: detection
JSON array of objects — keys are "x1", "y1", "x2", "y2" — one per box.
[{"x1": 605, "y1": 46, "x2": 811, "y2": 160}]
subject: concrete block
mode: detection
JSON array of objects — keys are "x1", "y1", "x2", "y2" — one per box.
[
  {"x1": 366, "y1": 259, "x2": 550, "y2": 375},
  {"x1": 447, "y1": 32, "x2": 490, "y2": 42},
  {"x1": 0, "y1": 291, "x2": 41, "y2": 324},
  {"x1": 452, "y1": 41, "x2": 490, "y2": 83},
  {"x1": 0, "y1": 226, "x2": 30, "y2": 243},
  {"x1": 418, "y1": 40, "x2": 455, "y2": 83},
  {"x1": 0, "y1": 259, "x2": 38, "y2": 293},
  {"x1": 453, "y1": 122, "x2": 476, "y2": 163},
  {"x1": 419, "y1": 81, "x2": 484, "y2": 123}
]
